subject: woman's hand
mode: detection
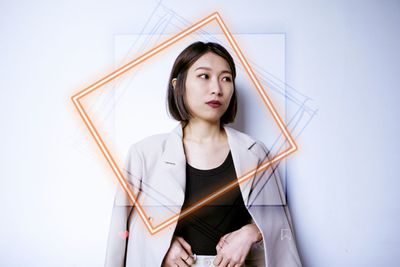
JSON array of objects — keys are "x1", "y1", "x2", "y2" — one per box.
[
  {"x1": 213, "y1": 223, "x2": 262, "y2": 267},
  {"x1": 162, "y1": 235, "x2": 195, "y2": 267}
]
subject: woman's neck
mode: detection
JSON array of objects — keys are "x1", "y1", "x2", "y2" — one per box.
[{"x1": 183, "y1": 120, "x2": 226, "y2": 144}]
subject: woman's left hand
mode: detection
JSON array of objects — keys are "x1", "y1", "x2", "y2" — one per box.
[{"x1": 213, "y1": 223, "x2": 262, "y2": 267}]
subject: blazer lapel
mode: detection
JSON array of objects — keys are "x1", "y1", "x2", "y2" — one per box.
[
  {"x1": 160, "y1": 122, "x2": 260, "y2": 206},
  {"x1": 159, "y1": 124, "x2": 187, "y2": 206},
  {"x1": 224, "y1": 126, "x2": 259, "y2": 205}
]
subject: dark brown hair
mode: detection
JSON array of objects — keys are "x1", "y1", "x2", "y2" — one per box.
[{"x1": 166, "y1": 41, "x2": 237, "y2": 126}]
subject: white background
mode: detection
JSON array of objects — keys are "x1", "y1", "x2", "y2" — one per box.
[{"x1": 0, "y1": 1, "x2": 399, "y2": 266}]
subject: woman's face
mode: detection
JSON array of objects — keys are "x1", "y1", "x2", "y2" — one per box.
[{"x1": 182, "y1": 52, "x2": 234, "y2": 124}]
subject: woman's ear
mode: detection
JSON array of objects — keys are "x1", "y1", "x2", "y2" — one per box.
[{"x1": 171, "y1": 78, "x2": 177, "y2": 89}]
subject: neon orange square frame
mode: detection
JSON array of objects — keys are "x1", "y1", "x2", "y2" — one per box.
[{"x1": 71, "y1": 12, "x2": 297, "y2": 235}]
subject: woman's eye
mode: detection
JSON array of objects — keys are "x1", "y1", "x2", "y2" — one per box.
[
  {"x1": 222, "y1": 76, "x2": 232, "y2": 82},
  {"x1": 199, "y1": 74, "x2": 209, "y2": 79}
]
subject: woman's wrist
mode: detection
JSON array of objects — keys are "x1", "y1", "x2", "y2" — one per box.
[{"x1": 241, "y1": 223, "x2": 263, "y2": 244}]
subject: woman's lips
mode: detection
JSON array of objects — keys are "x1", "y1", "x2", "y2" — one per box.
[{"x1": 206, "y1": 101, "x2": 222, "y2": 108}]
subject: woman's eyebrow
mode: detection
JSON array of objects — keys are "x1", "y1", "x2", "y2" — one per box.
[{"x1": 195, "y1": 66, "x2": 232, "y2": 74}]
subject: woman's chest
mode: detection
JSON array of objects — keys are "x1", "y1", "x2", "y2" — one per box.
[{"x1": 183, "y1": 140, "x2": 230, "y2": 170}]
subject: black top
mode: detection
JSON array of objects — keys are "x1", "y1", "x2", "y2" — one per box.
[{"x1": 173, "y1": 150, "x2": 253, "y2": 255}]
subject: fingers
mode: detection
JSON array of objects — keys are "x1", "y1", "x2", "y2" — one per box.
[
  {"x1": 214, "y1": 253, "x2": 223, "y2": 266},
  {"x1": 175, "y1": 257, "x2": 190, "y2": 267},
  {"x1": 163, "y1": 253, "x2": 192, "y2": 267},
  {"x1": 180, "y1": 251, "x2": 195, "y2": 266},
  {"x1": 218, "y1": 257, "x2": 230, "y2": 267},
  {"x1": 175, "y1": 236, "x2": 194, "y2": 265},
  {"x1": 162, "y1": 253, "x2": 191, "y2": 267},
  {"x1": 222, "y1": 233, "x2": 230, "y2": 241},
  {"x1": 214, "y1": 255, "x2": 242, "y2": 267},
  {"x1": 176, "y1": 236, "x2": 193, "y2": 256},
  {"x1": 228, "y1": 262, "x2": 241, "y2": 267},
  {"x1": 216, "y1": 243, "x2": 222, "y2": 254},
  {"x1": 217, "y1": 232, "x2": 231, "y2": 249},
  {"x1": 163, "y1": 236, "x2": 195, "y2": 267},
  {"x1": 220, "y1": 233, "x2": 230, "y2": 243}
]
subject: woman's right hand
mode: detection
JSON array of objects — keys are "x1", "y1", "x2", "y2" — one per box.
[{"x1": 162, "y1": 235, "x2": 195, "y2": 267}]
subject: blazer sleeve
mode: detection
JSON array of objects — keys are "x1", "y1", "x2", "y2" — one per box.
[
  {"x1": 104, "y1": 144, "x2": 143, "y2": 267},
  {"x1": 249, "y1": 140, "x2": 302, "y2": 267}
]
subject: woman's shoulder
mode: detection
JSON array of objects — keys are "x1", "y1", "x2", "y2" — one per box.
[{"x1": 128, "y1": 132, "x2": 170, "y2": 154}]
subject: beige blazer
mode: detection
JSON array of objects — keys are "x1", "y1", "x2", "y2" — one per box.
[{"x1": 105, "y1": 122, "x2": 302, "y2": 267}]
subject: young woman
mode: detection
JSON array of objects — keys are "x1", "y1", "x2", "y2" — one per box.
[{"x1": 105, "y1": 42, "x2": 302, "y2": 267}]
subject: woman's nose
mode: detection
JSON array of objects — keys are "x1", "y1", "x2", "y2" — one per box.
[{"x1": 210, "y1": 78, "x2": 223, "y2": 95}]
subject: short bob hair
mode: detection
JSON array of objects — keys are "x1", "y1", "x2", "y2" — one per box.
[{"x1": 166, "y1": 41, "x2": 237, "y2": 127}]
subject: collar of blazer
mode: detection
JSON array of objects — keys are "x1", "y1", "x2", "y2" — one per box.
[{"x1": 160, "y1": 122, "x2": 260, "y2": 206}]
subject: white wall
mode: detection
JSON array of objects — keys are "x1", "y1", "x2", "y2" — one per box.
[{"x1": 0, "y1": 0, "x2": 399, "y2": 266}]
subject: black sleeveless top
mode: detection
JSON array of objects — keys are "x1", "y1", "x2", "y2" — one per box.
[{"x1": 173, "y1": 150, "x2": 253, "y2": 255}]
